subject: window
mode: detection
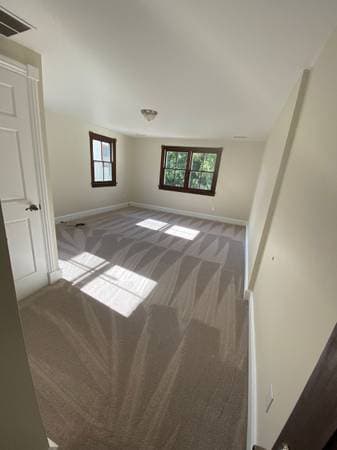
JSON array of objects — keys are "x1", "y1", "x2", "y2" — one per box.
[
  {"x1": 159, "y1": 146, "x2": 222, "y2": 196},
  {"x1": 89, "y1": 132, "x2": 116, "y2": 187}
]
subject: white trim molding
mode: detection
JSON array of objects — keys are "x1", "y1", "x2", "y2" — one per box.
[
  {"x1": 0, "y1": 53, "x2": 61, "y2": 285},
  {"x1": 0, "y1": 53, "x2": 27, "y2": 76},
  {"x1": 48, "y1": 437, "x2": 58, "y2": 449},
  {"x1": 244, "y1": 223, "x2": 250, "y2": 296},
  {"x1": 48, "y1": 269, "x2": 63, "y2": 284},
  {"x1": 129, "y1": 201, "x2": 247, "y2": 226},
  {"x1": 55, "y1": 201, "x2": 248, "y2": 226},
  {"x1": 55, "y1": 202, "x2": 129, "y2": 223},
  {"x1": 247, "y1": 290, "x2": 257, "y2": 450},
  {"x1": 25, "y1": 62, "x2": 61, "y2": 284}
]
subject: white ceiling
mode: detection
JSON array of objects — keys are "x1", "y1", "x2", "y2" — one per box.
[{"x1": 4, "y1": 0, "x2": 337, "y2": 139}]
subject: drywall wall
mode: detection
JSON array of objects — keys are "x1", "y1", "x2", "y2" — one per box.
[
  {"x1": 129, "y1": 137, "x2": 264, "y2": 221},
  {"x1": 0, "y1": 204, "x2": 48, "y2": 450},
  {"x1": 46, "y1": 118, "x2": 264, "y2": 221},
  {"x1": 247, "y1": 78, "x2": 301, "y2": 281},
  {"x1": 250, "y1": 27, "x2": 337, "y2": 448},
  {"x1": 46, "y1": 111, "x2": 132, "y2": 218},
  {"x1": 0, "y1": 37, "x2": 59, "y2": 274}
]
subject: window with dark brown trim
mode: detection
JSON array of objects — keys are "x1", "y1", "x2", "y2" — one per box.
[
  {"x1": 159, "y1": 146, "x2": 222, "y2": 196},
  {"x1": 89, "y1": 132, "x2": 116, "y2": 187}
]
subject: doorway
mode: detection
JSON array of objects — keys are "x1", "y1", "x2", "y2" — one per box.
[{"x1": 0, "y1": 53, "x2": 60, "y2": 299}]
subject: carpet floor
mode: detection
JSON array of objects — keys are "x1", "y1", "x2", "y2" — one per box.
[{"x1": 20, "y1": 207, "x2": 248, "y2": 450}]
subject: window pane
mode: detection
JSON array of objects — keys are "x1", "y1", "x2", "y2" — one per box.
[
  {"x1": 174, "y1": 170, "x2": 185, "y2": 187},
  {"x1": 164, "y1": 169, "x2": 175, "y2": 185},
  {"x1": 166, "y1": 151, "x2": 177, "y2": 168},
  {"x1": 103, "y1": 162, "x2": 112, "y2": 181},
  {"x1": 189, "y1": 171, "x2": 214, "y2": 190},
  {"x1": 204, "y1": 153, "x2": 217, "y2": 171},
  {"x1": 94, "y1": 161, "x2": 103, "y2": 181},
  {"x1": 102, "y1": 142, "x2": 111, "y2": 161},
  {"x1": 199, "y1": 172, "x2": 214, "y2": 190},
  {"x1": 176, "y1": 152, "x2": 188, "y2": 169},
  {"x1": 189, "y1": 171, "x2": 200, "y2": 189},
  {"x1": 206, "y1": 172, "x2": 214, "y2": 189},
  {"x1": 191, "y1": 153, "x2": 205, "y2": 171},
  {"x1": 93, "y1": 140, "x2": 101, "y2": 160}
]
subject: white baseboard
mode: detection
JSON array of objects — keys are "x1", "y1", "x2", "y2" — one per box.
[
  {"x1": 48, "y1": 268, "x2": 62, "y2": 284},
  {"x1": 55, "y1": 201, "x2": 247, "y2": 227},
  {"x1": 244, "y1": 223, "x2": 250, "y2": 293},
  {"x1": 247, "y1": 290, "x2": 257, "y2": 450},
  {"x1": 48, "y1": 437, "x2": 58, "y2": 448},
  {"x1": 129, "y1": 201, "x2": 247, "y2": 226},
  {"x1": 54, "y1": 202, "x2": 129, "y2": 224}
]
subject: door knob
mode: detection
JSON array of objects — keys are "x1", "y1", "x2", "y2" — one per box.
[
  {"x1": 281, "y1": 444, "x2": 290, "y2": 450},
  {"x1": 25, "y1": 204, "x2": 39, "y2": 211}
]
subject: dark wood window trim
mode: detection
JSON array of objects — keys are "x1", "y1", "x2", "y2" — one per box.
[
  {"x1": 159, "y1": 146, "x2": 222, "y2": 196},
  {"x1": 89, "y1": 131, "x2": 117, "y2": 188}
]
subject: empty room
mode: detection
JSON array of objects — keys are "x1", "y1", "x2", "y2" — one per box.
[{"x1": 1, "y1": 1, "x2": 337, "y2": 450}]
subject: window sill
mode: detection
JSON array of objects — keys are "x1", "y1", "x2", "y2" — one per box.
[
  {"x1": 91, "y1": 181, "x2": 117, "y2": 188},
  {"x1": 158, "y1": 184, "x2": 215, "y2": 196}
]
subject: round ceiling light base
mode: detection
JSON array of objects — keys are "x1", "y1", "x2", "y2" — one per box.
[{"x1": 141, "y1": 109, "x2": 158, "y2": 122}]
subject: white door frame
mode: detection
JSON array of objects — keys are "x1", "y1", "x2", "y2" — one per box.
[{"x1": 0, "y1": 53, "x2": 61, "y2": 285}]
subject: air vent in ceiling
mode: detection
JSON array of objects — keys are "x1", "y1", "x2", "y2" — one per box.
[{"x1": 0, "y1": 6, "x2": 32, "y2": 37}]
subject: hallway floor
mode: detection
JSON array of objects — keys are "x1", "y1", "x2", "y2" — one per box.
[{"x1": 20, "y1": 207, "x2": 248, "y2": 450}]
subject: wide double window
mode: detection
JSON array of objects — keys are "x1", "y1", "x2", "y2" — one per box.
[
  {"x1": 159, "y1": 146, "x2": 222, "y2": 196},
  {"x1": 89, "y1": 132, "x2": 116, "y2": 187}
]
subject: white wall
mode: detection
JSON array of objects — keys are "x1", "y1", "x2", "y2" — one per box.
[
  {"x1": 46, "y1": 117, "x2": 264, "y2": 221},
  {"x1": 248, "y1": 27, "x2": 337, "y2": 448},
  {"x1": 129, "y1": 137, "x2": 264, "y2": 221},
  {"x1": 46, "y1": 111, "x2": 132, "y2": 218},
  {"x1": 247, "y1": 78, "x2": 302, "y2": 280}
]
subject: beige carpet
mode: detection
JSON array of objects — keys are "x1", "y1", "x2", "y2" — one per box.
[{"x1": 20, "y1": 207, "x2": 248, "y2": 450}]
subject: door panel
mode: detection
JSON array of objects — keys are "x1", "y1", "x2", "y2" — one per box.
[
  {"x1": 6, "y1": 218, "x2": 37, "y2": 280},
  {"x1": 0, "y1": 64, "x2": 48, "y2": 299},
  {"x1": 0, "y1": 129, "x2": 25, "y2": 199},
  {"x1": 324, "y1": 428, "x2": 337, "y2": 450},
  {"x1": 272, "y1": 323, "x2": 337, "y2": 450},
  {"x1": 0, "y1": 80, "x2": 15, "y2": 115}
]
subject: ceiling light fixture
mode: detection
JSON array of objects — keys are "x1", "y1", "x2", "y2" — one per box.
[{"x1": 141, "y1": 109, "x2": 158, "y2": 122}]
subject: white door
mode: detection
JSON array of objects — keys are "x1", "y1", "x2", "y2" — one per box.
[{"x1": 0, "y1": 63, "x2": 48, "y2": 300}]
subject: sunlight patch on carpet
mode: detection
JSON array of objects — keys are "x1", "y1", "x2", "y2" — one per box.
[
  {"x1": 165, "y1": 225, "x2": 199, "y2": 240},
  {"x1": 136, "y1": 218, "x2": 200, "y2": 240},
  {"x1": 136, "y1": 218, "x2": 168, "y2": 231},
  {"x1": 80, "y1": 265, "x2": 157, "y2": 317},
  {"x1": 60, "y1": 252, "x2": 157, "y2": 317},
  {"x1": 59, "y1": 252, "x2": 108, "y2": 283}
]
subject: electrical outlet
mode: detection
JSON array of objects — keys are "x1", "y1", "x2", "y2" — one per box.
[{"x1": 265, "y1": 384, "x2": 274, "y2": 413}]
